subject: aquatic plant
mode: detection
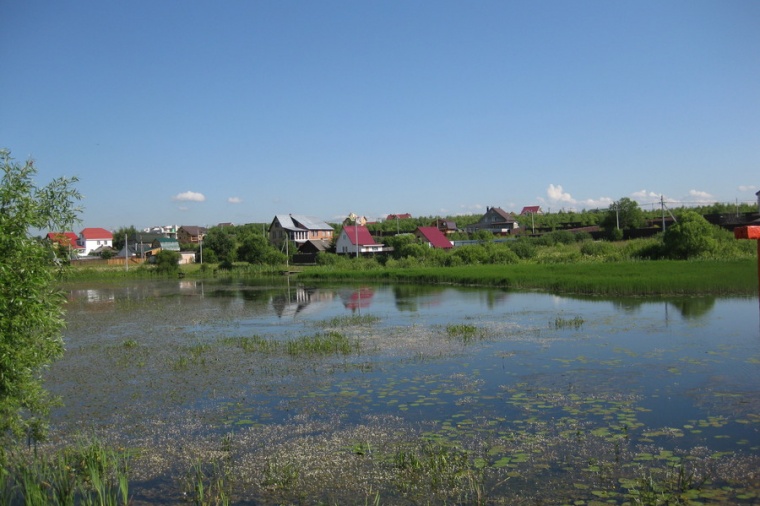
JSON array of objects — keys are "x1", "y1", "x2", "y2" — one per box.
[
  {"x1": 553, "y1": 315, "x2": 585, "y2": 329},
  {"x1": 286, "y1": 331, "x2": 359, "y2": 356},
  {"x1": 184, "y1": 460, "x2": 230, "y2": 506},
  {"x1": 0, "y1": 440, "x2": 131, "y2": 505},
  {"x1": 444, "y1": 323, "x2": 486, "y2": 343},
  {"x1": 316, "y1": 314, "x2": 381, "y2": 328}
]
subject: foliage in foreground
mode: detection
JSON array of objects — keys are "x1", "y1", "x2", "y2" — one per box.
[
  {"x1": 0, "y1": 149, "x2": 81, "y2": 441},
  {"x1": 2, "y1": 434, "x2": 757, "y2": 505}
]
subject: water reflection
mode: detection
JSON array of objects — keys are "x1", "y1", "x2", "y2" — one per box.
[{"x1": 339, "y1": 287, "x2": 374, "y2": 312}]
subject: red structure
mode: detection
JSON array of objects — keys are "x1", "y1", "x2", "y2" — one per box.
[{"x1": 734, "y1": 225, "x2": 760, "y2": 292}]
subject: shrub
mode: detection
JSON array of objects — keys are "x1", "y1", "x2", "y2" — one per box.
[
  {"x1": 580, "y1": 240, "x2": 617, "y2": 258},
  {"x1": 154, "y1": 250, "x2": 181, "y2": 274},
  {"x1": 663, "y1": 211, "x2": 718, "y2": 259},
  {"x1": 508, "y1": 239, "x2": 537, "y2": 260}
]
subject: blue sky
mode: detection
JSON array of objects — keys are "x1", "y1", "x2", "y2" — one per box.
[{"x1": 2, "y1": 1, "x2": 758, "y2": 231}]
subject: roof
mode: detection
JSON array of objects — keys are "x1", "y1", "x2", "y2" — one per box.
[
  {"x1": 341, "y1": 225, "x2": 377, "y2": 246},
  {"x1": 387, "y1": 213, "x2": 412, "y2": 221},
  {"x1": 489, "y1": 207, "x2": 517, "y2": 222},
  {"x1": 179, "y1": 225, "x2": 207, "y2": 236},
  {"x1": 272, "y1": 214, "x2": 333, "y2": 232},
  {"x1": 416, "y1": 227, "x2": 453, "y2": 249},
  {"x1": 47, "y1": 231, "x2": 79, "y2": 248},
  {"x1": 152, "y1": 237, "x2": 180, "y2": 251},
  {"x1": 520, "y1": 206, "x2": 542, "y2": 215},
  {"x1": 80, "y1": 227, "x2": 113, "y2": 240},
  {"x1": 299, "y1": 239, "x2": 331, "y2": 252}
]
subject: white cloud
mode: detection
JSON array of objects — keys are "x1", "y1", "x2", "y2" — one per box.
[
  {"x1": 228, "y1": 196, "x2": 242, "y2": 204},
  {"x1": 631, "y1": 189, "x2": 659, "y2": 200},
  {"x1": 172, "y1": 191, "x2": 206, "y2": 202},
  {"x1": 738, "y1": 185, "x2": 757, "y2": 192},
  {"x1": 688, "y1": 189, "x2": 713, "y2": 200},
  {"x1": 546, "y1": 184, "x2": 575, "y2": 204},
  {"x1": 458, "y1": 203, "x2": 485, "y2": 212},
  {"x1": 544, "y1": 184, "x2": 612, "y2": 210}
]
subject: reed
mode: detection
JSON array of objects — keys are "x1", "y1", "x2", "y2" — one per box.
[
  {"x1": 301, "y1": 259, "x2": 757, "y2": 295},
  {"x1": 0, "y1": 440, "x2": 131, "y2": 505}
]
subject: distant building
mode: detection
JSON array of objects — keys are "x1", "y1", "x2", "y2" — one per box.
[
  {"x1": 415, "y1": 227, "x2": 453, "y2": 249},
  {"x1": 268, "y1": 214, "x2": 334, "y2": 247},
  {"x1": 78, "y1": 228, "x2": 113, "y2": 256},
  {"x1": 464, "y1": 207, "x2": 520, "y2": 235},
  {"x1": 177, "y1": 225, "x2": 207, "y2": 244},
  {"x1": 520, "y1": 206, "x2": 543, "y2": 215},
  {"x1": 336, "y1": 225, "x2": 387, "y2": 255}
]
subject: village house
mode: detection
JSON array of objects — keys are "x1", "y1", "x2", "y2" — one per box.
[
  {"x1": 46, "y1": 231, "x2": 84, "y2": 256},
  {"x1": 464, "y1": 207, "x2": 520, "y2": 235},
  {"x1": 415, "y1": 226, "x2": 453, "y2": 249},
  {"x1": 177, "y1": 225, "x2": 207, "y2": 245},
  {"x1": 520, "y1": 206, "x2": 543, "y2": 215},
  {"x1": 335, "y1": 225, "x2": 388, "y2": 255},
  {"x1": 268, "y1": 214, "x2": 334, "y2": 247},
  {"x1": 431, "y1": 219, "x2": 458, "y2": 235},
  {"x1": 78, "y1": 227, "x2": 113, "y2": 256}
]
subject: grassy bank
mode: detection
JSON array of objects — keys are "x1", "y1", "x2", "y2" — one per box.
[{"x1": 298, "y1": 259, "x2": 758, "y2": 296}]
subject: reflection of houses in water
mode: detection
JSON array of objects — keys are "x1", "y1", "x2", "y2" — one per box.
[
  {"x1": 340, "y1": 287, "x2": 374, "y2": 312},
  {"x1": 69, "y1": 288, "x2": 116, "y2": 306},
  {"x1": 271, "y1": 286, "x2": 335, "y2": 318}
]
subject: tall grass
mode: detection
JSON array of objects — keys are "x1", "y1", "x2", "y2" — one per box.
[
  {"x1": 301, "y1": 259, "x2": 757, "y2": 295},
  {"x1": 0, "y1": 440, "x2": 131, "y2": 505}
]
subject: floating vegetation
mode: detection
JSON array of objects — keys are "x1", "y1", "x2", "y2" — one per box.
[
  {"x1": 316, "y1": 313, "x2": 381, "y2": 328},
  {"x1": 444, "y1": 323, "x2": 487, "y2": 343},
  {"x1": 286, "y1": 331, "x2": 359, "y2": 356},
  {"x1": 553, "y1": 315, "x2": 585, "y2": 329}
]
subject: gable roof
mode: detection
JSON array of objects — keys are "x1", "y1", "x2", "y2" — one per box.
[
  {"x1": 341, "y1": 225, "x2": 377, "y2": 246},
  {"x1": 387, "y1": 213, "x2": 412, "y2": 221},
  {"x1": 152, "y1": 237, "x2": 180, "y2": 251},
  {"x1": 80, "y1": 227, "x2": 113, "y2": 240},
  {"x1": 272, "y1": 214, "x2": 333, "y2": 232},
  {"x1": 179, "y1": 225, "x2": 207, "y2": 236},
  {"x1": 488, "y1": 207, "x2": 516, "y2": 222},
  {"x1": 520, "y1": 206, "x2": 542, "y2": 215},
  {"x1": 416, "y1": 227, "x2": 453, "y2": 249},
  {"x1": 47, "y1": 231, "x2": 79, "y2": 248}
]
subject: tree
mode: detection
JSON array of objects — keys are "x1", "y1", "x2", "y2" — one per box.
[
  {"x1": 237, "y1": 232, "x2": 286, "y2": 265},
  {"x1": 203, "y1": 226, "x2": 237, "y2": 268},
  {"x1": 662, "y1": 210, "x2": 717, "y2": 259},
  {"x1": 602, "y1": 197, "x2": 645, "y2": 235},
  {"x1": 112, "y1": 225, "x2": 138, "y2": 251},
  {"x1": 154, "y1": 250, "x2": 181, "y2": 274},
  {"x1": 0, "y1": 149, "x2": 81, "y2": 441}
]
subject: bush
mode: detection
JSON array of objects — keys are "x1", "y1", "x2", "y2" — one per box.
[
  {"x1": 508, "y1": 239, "x2": 537, "y2": 260},
  {"x1": 580, "y1": 240, "x2": 618, "y2": 259},
  {"x1": 154, "y1": 250, "x2": 181, "y2": 274},
  {"x1": 663, "y1": 211, "x2": 718, "y2": 259},
  {"x1": 622, "y1": 237, "x2": 665, "y2": 260}
]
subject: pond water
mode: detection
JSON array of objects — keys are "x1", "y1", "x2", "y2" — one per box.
[{"x1": 48, "y1": 278, "x2": 760, "y2": 503}]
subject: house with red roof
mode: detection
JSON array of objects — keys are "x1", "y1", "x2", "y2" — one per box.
[
  {"x1": 520, "y1": 206, "x2": 543, "y2": 215},
  {"x1": 415, "y1": 227, "x2": 453, "y2": 249},
  {"x1": 78, "y1": 227, "x2": 113, "y2": 256},
  {"x1": 46, "y1": 231, "x2": 84, "y2": 256},
  {"x1": 336, "y1": 225, "x2": 388, "y2": 255},
  {"x1": 386, "y1": 213, "x2": 412, "y2": 221}
]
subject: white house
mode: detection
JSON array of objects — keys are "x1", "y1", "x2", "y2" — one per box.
[
  {"x1": 335, "y1": 225, "x2": 387, "y2": 255},
  {"x1": 78, "y1": 227, "x2": 114, "y2": 256}
]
